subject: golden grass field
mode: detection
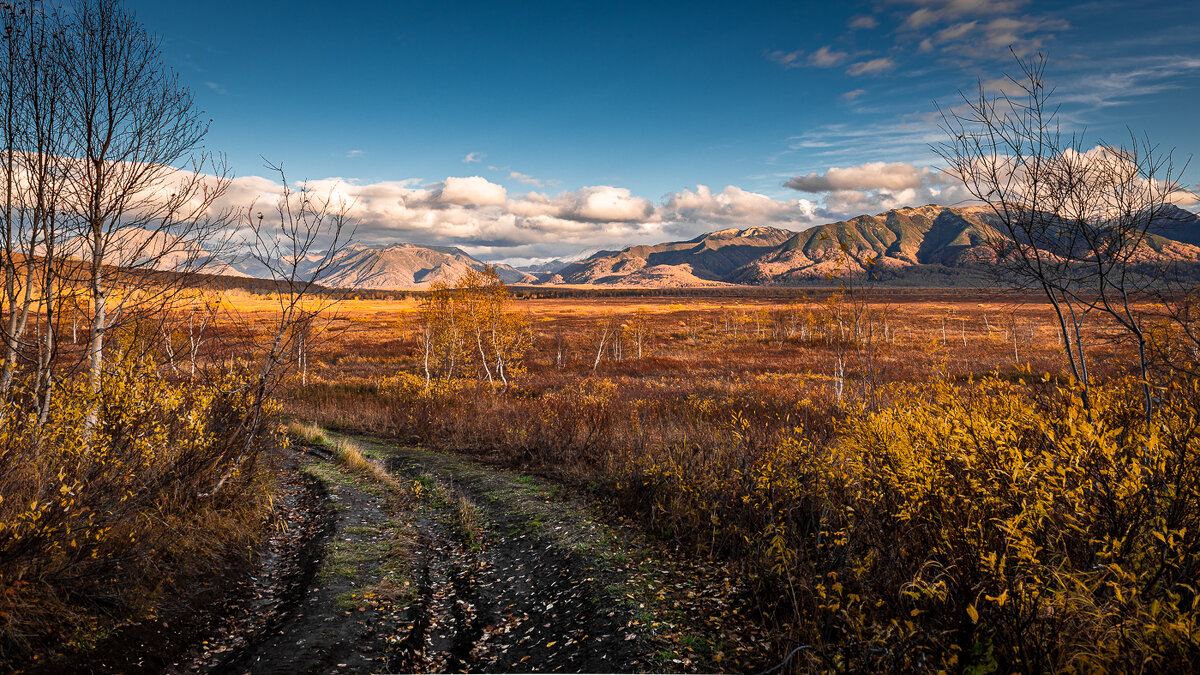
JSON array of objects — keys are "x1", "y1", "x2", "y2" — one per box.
[{"x1": 271, "y1": 287, "x2": 1124, "y2": 389}]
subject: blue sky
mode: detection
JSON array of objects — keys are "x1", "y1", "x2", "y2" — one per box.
[{"x1": 130, "y1": 0, "x2": 1200, "y2": 261}]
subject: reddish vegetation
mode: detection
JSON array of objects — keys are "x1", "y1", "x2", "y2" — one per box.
[
  {"x1": 287, "y1": 288, "x2": 1124, "y2": 390},
  {"x1": 255, "y1": 285, "x2": 1200, "y2": 671}
]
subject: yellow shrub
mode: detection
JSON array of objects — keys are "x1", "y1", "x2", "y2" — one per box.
[
  {"x1": 619, "y1": 375, "x2": 1200, "y2": 671},
  {"x1": 0, "y1": 350, "x2": 280, "y2": 661}
]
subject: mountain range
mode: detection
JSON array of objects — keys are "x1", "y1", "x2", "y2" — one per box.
[
  {"x1": 266, "y1": 242, "x2": 537, "y2": 289},
  {"x1": 541, "y1": 204, "x2": 1200, "y2": 287},
  {"x1": 93, "y1": 203, "x2": 1200, "y2": 289}
]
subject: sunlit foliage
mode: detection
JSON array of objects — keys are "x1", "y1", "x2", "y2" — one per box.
[
  {"x1": 274, "y1": 287, "x2": 1200, "y2": 670},
  {"x1": 0, "y1": 349, "x2": 281, "y2": 660},
  {"x1": 622, "y1": 375, "x2": 1200, "y2": 671},
  {"x1": 417, "y1": 267, "x2": 530, "y2": 391}
]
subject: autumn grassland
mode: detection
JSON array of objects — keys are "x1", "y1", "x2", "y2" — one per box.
[
  {"x1": 253, "y1": 282, "x2": 1199, "y2": 672},
  {"x1": 3, "y1": 0, "x2": 1199, "y2": 671}
]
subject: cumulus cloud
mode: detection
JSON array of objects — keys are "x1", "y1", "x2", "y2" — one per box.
[
  {"x1": 498, "y1": 187, "x2": 653, "y2": 223},
  {"x1": 438, "y1": 176, "x2": 507, "y2": 206},
  {"x1": 205, "y1": 173, "x2": 835, "y2": 261},
  {"x1": 784, "y1": 160, "x2": 976, "y2": 218},
  {"x1": 227, "y1": 157, "x2": 1185, "y2": 262},
  {"x1": 784, "y1": 146, "x2": 1197, "y2": 222},
  {"x1": 846, "y1": 57, "x2": 895, "y2": 76},
  {"x1": 952, "y1": 145, "x2": 1198, "y2": 212},
  {"x1": 786, "y1": 161, "x2": 933, "y2": 192},
  {"x1": 666, "y1": 185, "x2": 818, "y2": 229},
  {"x1": 566, "y1": 186, "x2": 656, "y2": 222}
]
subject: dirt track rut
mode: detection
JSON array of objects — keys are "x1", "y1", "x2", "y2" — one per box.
[
  {"x1": 35, "y1": 437, "x2": 763, "y2": 674},
  {"x1": 206, "y1": 438, "x2": 655, "y2": 674},
  {"x1": 385, "y1": 448, "x2": 647, "y2": 673}
]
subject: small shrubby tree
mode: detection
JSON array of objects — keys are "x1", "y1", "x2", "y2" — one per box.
[{"x1": 417, "y1": 267, "x2": 529, "y2": 392}]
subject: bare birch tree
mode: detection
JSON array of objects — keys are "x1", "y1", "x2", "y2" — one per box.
[
  {"x1": 203, "y1": 164, "x2": 352, "y2": 497},
  {"x1": 935, "y1": 52, "x2": 1190, "y2": 420},
  {"x1": 0, "y1": 1, "x2": 70, "y2": 416},
  {"x1": 57, "y1": 0, "x2": 233, "y2": 433}
]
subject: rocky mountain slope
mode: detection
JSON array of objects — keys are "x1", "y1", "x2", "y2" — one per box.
[
  {"x1": 546, "y1": 205, "x2": 1200, "y2": 287},
  {"x1": 299, "y1": 242, "x2": 535, "y2": 289},
  {"x1": 732, "y1": 205, "x2": 1002, "y2": 284},
  {"x1": 551, "y1": 226, "x2": 794, "y2": 286}
]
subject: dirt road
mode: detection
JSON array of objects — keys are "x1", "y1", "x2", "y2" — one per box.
[{"x1": 34, "y1": 436, "x2": 769, "y2": 674}]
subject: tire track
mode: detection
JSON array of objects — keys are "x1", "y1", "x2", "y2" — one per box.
[{"x1": 386, "y1": 448, "x2": 650, "y2": 673}]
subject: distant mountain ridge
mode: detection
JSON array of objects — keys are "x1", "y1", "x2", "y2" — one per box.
[
  {"x1": 304, "y1": 242, "x2": 536, "y2": 289},
  {"x1": 550, "y1": 226, "x2": 794, "y2": 286},
  {"x1": 132, "y1": 203, "x2": 1192, "y2": 290},
  {"x1": 542, "y1": 204, "x2": 1200, "y2": 287},
  {"x1": 66, "y1": 204, "x2": 1200, "y2": 289}
]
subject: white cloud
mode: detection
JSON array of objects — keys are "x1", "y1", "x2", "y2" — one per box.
[
  {"x1": 766, "y1": 49, "x2": 804, "y2": 69},
  {"x1": 462, "y1": 152, "x2": 485, "y2": 163},
  {"x1": 918, "y1": 15, "x2": 1067, "y2": 55},
  {"x1": 846, "y1": 57, "x2": 895, "y2": 76},
  {"x1": 951, "y1": 145, "x2": 1198, "y2": 212},
  {"x1": 888, "y1": 0, "x2": 1067, "y2": 58},
  {"x1": 438, "y1": 176, "x2": 507, "y2": 206},
  {"x1": 786, "y1": 161, "x2": 933, "y2": 191},
  {"x1": 808, "y1": 46, "x2": 849, "y2": 67},
  {"x1": 1055, "y1": 56, "x2": 1200, "y2": 109},
  {"x1": 841, "y1": 88, "x2": 868, "y2": 102},
  {"x1": 567, "y1": 186, "x2": 655, "y2": 222},
  {"x1": 345, "y1": 149, "x2": 364, "y2": 158},
  {"x1": 498, "y1": 186, "x2": 654, "y2": 223},
  {"x1": 978, "y1": 75, "x2": 1027, "y2": 97},
  {"x1": 206, "y1": 173, "x2": 837, "y2": 260},
  {"x1": 896, "y1": 0, "x2": 1028, "y2": 31},
  {"x1": 220, "y1": 155, "x2": 1185, "y2": 261},
  {"x1": 768, "y1": 46, "x2": 850, "y2": 69},
  {"x1": 783, "y1": 146, "x2": 1195, "y2": 222},
  {"x1": 784, "y1": 160, "x2": 976, "y2": 218},
  {"x1": 933, "y1": 20, "x2": 978, "y2": 45},
  {"x1": 666, "y1": 185, "x2": 818, "y2": 227},
  {"x1": 508, "y1": 170, "x2": 556, "y2": 188},
  {"x1": 781, "y1": 116, "x2": 946, "y2": 167}
]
